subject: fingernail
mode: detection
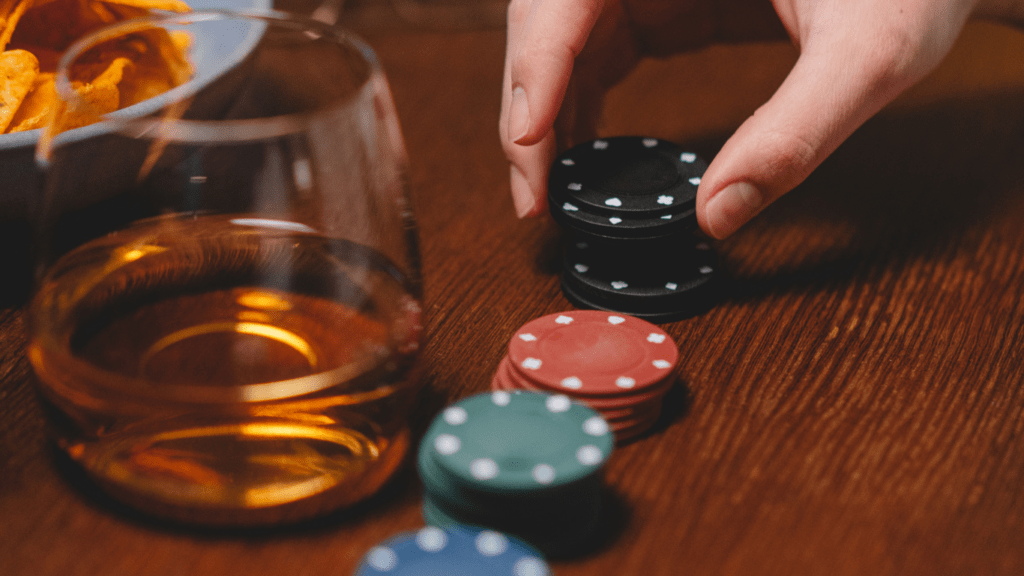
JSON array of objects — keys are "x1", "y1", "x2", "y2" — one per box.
[
  {"x1": 705, "y1": 182, "x2": 762, "y2": 238},
  {"x1": 508, "y1": 86, "x2": 530, "y2": 144},
  {"x1": 510, "y1": 165, "x2": 536, "y2": 218}
]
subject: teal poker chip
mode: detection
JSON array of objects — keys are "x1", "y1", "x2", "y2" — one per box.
[
  {"x1": 354, "y1": 525, "x2": 551, "y2": 576},
  {"x1": 418, "y1": 432, "x2": 603, "y2": 511},
  {"x1": 422, "y1": 391, "x2": 614, "y2": 494}
]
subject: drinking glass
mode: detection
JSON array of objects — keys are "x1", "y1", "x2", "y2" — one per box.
[{"x1": 29, "y1": 11, "x2": 423, "y2": 525}]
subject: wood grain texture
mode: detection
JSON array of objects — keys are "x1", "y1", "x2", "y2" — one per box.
[{"x1": 2, "y1": 17, "x2": 1024, "y2": 576}]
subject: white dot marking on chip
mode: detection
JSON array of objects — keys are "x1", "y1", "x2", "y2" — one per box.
[
  {"x1": 616, "y1": 376, "x2": 636, "y2": 389},
  {"x1": 443, "y1": 406, "x2": 468, "y2": 425},
  {"x1": 609, "y1": 217, "x2": 622, "y2": 224},
  {"x1": 577, "y1": 445, "x2": 604, "y2": 466},
  {"x1": 700, "y1": 266, "x2": 713, "y2": 274},
  {"x1": 584, "y1": 416, "x2": 610, "y2": 437},
  {"x1": 653, "y1": 359, "x2": 673, "y2": 369},
  {"x1": 665, "y1": 282, "x2": 678, "y2": 290},
  {"x1": 657, "y1": 195, "x2": 673, "y2": 205},
  {"x1": 546, "y1": 395, "x2": 572, "y2": 413},
  {"x1": 513, "y1": 557, "x2": 550, "y2": 576},
  {"x1": 561, "y1": 158, "x2": 575, "y2": 166},
  {"x1": 607, "y1": 316, "x2": 626, "y2": 325},
  {"x1": 689, "y1": 177, "x2": 702, "y2": 185},
  {"x1": 492, "y1": 391, "x2": 512, "y2": 405},
  {"x1": 680, "y1": 152, "x2": 697, "y2": 163},
  {"x1": 568, "y1": 182, "x2": 582, "y2": 191},
  {"x1": 476, "y1": 531, "x2": 509, "y2": 557},
  {"x1": 574, "y1": 263, "x2": 589, "y2": 274},
  {"x1": 435, "y1": 434, "x2": 461, "y2": 455},
  {"x1": 611, "y1": 281, "x2": 628, "y2": 290},
  {"x1": 642, "y1": 138, "x2": 658, "y2": 148},
  {"x1": 518, "y1": 333, "x2": 538, "y2": 342},
  {"x1": 605, "y1": 197, "x2": 622, "y2": 207},
  {"x1": 471, "y1": 458, "x2": 500, "y2": 480},
  {"x1": 561, "y1": 376, "x2": 583, "y2": 390},
  {"x1": 366, "y1": 547, "x2": 398, "y2": 571},
  {"x1": 593, "y1": 140, "x2": 608, "y2": 150},
  {"x1": 521, "y1": 358, "x2": 542, "y2": 370},
  {"x1": 532, "y1": 464, "x2": 556, "y2": 485},
  {"x1": 416, "y1": 527, "x2": 449, "y2": 552},
  {"x1": 661, "y1": 214, "x2": 673, "y2": 220},
  {"x1": 555, "y1": 315, "x2": 574, "y2": 325},
  {"x1": 563, "y1": 202, "x2": 579, "y2": 212},
  {"x1": 647, "y1": 333, "x2": 666, "y2": 344}
]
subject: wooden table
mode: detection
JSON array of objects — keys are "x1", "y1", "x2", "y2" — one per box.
[{"x1": 3, "y1": 14, "x2": 1024, "y2": 576}]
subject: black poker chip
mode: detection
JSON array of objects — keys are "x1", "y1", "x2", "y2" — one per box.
[
  {"x1": 560, "y1": 239, "x2": 719, "y2": 322},
  {"x1": 548, "y1": 137, "x2": 707, "y2": 243},
  {"x1": 549, "y1": 137, "x2": 722, "y2": 322}
]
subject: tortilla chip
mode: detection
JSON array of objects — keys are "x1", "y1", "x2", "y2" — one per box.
[
  {"x1": 84, "y1": 0, "x2": 121, "y2": 24},
  {"x1": 9, "y1": 0, "x2": 115, "y2": 53},
  {"x1": 52, "y1": 55, "x2": 131, "y2": 130},
  {"x1": 7, "y1": 70, "x2": 54, "y2": 131},
  {"x1": 0, "y1": 0, "x2": 32, "y2": 51},
  {"x1": 98, "y1": 0, "x2": 190, "y2": 13},
  {"x1": 2, "y1": 0, "x2": 194, "y2": 134},
  {"x1": 57, "y1": 79, "x2": 119, "y2": 130},
  {"x1": 0, "y1": 48, "x2": 38, "y2": 131},
  {"x1": 92, "y1": 54, "x2": 131, "y2": 85}
]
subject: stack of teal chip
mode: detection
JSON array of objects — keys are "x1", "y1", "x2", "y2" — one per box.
[{"x1": 417, "y1": 391, "x2": 615, "y2": 556}]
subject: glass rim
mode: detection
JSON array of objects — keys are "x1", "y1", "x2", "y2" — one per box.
[{"x1": 38, "y1": 9, "x2": 384, "y2": 165}]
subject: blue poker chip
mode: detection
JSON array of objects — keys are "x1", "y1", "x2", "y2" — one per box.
[{"x1": 355, "y1": 526, "x2": 551, "y2": 576}]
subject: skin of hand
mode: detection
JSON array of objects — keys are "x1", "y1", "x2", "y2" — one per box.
[{"x1": 501, "y1": 0, "x2": 1024, "y2": 238}]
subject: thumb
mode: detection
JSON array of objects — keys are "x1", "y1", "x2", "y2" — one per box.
[{"x1": 695, "y1": 24, "x2": 952, "y2": 239}]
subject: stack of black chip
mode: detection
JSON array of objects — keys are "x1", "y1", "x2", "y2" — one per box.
[{"x1": 548, "y1": 136, "x2": 720, "y2": 322}]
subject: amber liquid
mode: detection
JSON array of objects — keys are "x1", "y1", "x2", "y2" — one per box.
[{"x1": 28, "y1": 215, "x2": 422, "y2": 524}]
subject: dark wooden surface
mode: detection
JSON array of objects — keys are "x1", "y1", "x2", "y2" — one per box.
[{"x1": 3, "y1": 16, "x2": 1024, "y2": 576}]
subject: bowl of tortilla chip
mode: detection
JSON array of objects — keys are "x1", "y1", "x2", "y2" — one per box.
[{"x1": 0, "y1": 0, "x2": 272, "y2": 215}]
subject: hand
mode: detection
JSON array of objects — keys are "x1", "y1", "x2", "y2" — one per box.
[{"x1": 500, "y1": 0, "x2": 1024, "y2": 238}]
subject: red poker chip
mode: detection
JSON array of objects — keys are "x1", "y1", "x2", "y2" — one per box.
[
  {"x1": 507, "y1": 311, "x2": 678, "y2": 397},
  {"x1": 492, "y1": 372, "x2": 654, "y2": 423},
  {"x1": 492, "y1": 357, "x2": 665, "y2": 421},
  {"x1": 490, "y1": 362, "x2": 662, "y2": 423},
  {"x1": 505, "y1": 357, "x2": 676, "y2": 406},
  {"x1": 613, "y1": 415, "x2": 660, "y2": 444},
  {"x1": 489, "y1": 375, "x2": 660, "y2": 444},
  {"x1": 611, "y1": 408, "x2": 663, "y2": 439},
  {"x1": 495, "y1": 355, "x2": 675, "y2": 413}
]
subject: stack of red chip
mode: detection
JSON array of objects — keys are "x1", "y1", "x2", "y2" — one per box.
[{"x1": 491, "y1": 310, "x2": 678, "y2": 443}]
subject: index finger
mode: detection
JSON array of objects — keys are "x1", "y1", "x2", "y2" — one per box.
[{"x1": 503, "y1": 0, "x2": 605, "y2": 146}]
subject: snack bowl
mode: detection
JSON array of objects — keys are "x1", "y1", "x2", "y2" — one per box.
[{"x1": 0, "y1": 0, "x2": 272, "y2": 217}]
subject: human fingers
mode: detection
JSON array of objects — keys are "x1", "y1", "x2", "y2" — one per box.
[
  {"x1": 696, "y1": 0, "x2": 972, "y2": 238},
  {"x1": 500, "y1": 0, "x2": 609, "y2": 217},
  {"x1": 503, "y1": 0, "x2": 605, "y2": 146}
]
